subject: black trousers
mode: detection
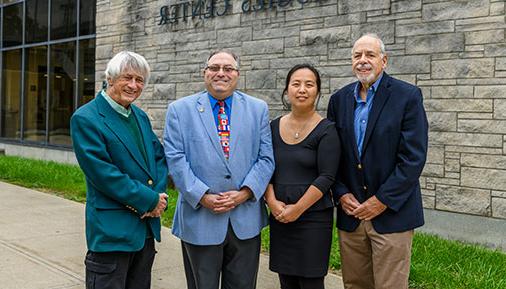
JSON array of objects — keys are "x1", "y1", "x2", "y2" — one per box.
[
  {"x1": 85, "y1": 238, "x2": 156, "y2": 289},
  {"x1": 279, "y1": 274, "x2": 325, "y2": 289},
  {"x1": 181, "y1": 226, "x2": 261, "y2": 289}
]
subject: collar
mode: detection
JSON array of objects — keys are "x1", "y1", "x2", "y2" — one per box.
[
  {"x1": 208, "y1": 92, "x2": 233, "y2": 109},
  {"x1": 101, "y1": 90, "x2": 131, "y2": 118},
  {"x1": 354, "y1": 72, "x2": 383, "y2": 103}
]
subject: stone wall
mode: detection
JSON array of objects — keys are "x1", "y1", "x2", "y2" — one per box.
[{"x1": 95, "y1": 0, "x2": 506, "y2": 222}]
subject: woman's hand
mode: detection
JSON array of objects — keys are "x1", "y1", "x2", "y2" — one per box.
[
  {"x1": 276, "y1": 204, "x2": 303, "y2": 223},
  {"x1": 267, "y1": 199, "x2": 286, "y2": 218}
]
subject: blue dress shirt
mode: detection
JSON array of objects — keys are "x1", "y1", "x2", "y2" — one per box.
[
  {"x1": 208, "y1": 93, "x2": 233, "y2": 128},
  {"x1": 354, "y1": 74, "x2": 383, "y2": 158}
]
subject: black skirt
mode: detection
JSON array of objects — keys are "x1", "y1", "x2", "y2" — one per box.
[{"x1": 269, "y1": 208, "x2": 334, "y2": 278}]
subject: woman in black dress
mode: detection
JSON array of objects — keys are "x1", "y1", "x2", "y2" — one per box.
[{"x1": 265, "y1": 64, "x2": 340, "y2": 289}]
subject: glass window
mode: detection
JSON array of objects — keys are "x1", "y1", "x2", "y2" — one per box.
[
  {"x1": 51, "y1": 0, "x2": 77, "y2": 40},
  {"x1": 1, "y1": 49, "x2": 22, "y2": 139},
  {"x1": 3, "y1": 3, "x2": 23, "y2": 47},
  {"x1": 79, "y1": 0, "x2": 95, "y2": 36},
  {"x1": 49, "y1": 42, "x2": 75, "y2": 145},
  {"x1": 24, "y1": 45, "x2": 47, "y2": 142},
  {"x1": 26, "y1": 0, "x2": 49, "y2": 44},
  {"x1": 78, "y1": 38, "x2": 95, "y2": 106}
]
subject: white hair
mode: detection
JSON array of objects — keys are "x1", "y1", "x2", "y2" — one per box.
[
  {"x1": 353, "y1": 33, "x2": 386, "y2": 56},
  {"x1": 105, "y1": 51, "x2": 151, "y2": 85}
]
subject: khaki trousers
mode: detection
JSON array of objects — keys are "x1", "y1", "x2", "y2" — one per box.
[{"x1": 338, "y1": 221, "x2": 413, "y2": 289}]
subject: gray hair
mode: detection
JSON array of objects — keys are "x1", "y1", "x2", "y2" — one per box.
[
  {"x1": 105, "y1": 51, "x2": 151, "y2": 85},
  {"x1": 206, "y1": 49, "x2": 240, "y2": 70},
  {"x1": 353, "y1": 33, "x2": 386, "y2": 56}
]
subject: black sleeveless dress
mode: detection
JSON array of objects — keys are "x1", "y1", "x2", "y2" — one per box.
[{"x1": 269, "y1": 117, "x2": 340, "y2": 277}]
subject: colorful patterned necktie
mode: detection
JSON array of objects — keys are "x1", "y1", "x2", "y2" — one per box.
[{"x1": 217, "y1": 101, "x2": 230, "y2": 159}]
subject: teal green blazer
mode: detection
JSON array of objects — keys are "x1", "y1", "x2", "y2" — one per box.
[{"x1": 71, "y1": 92, "x2": 168, "y2": 252}]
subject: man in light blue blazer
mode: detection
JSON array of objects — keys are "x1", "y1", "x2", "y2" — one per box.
[
  {"x1": 71, "y1": 51, "x2": 168, "y2": 289},
  {"x1": 164, "y1": 50, "x2": 274, "y2": 289}
]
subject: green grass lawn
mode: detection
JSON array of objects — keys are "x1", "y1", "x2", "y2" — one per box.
[{"x1": 1, "y1": 155, "x2": 505, "y2": 289}]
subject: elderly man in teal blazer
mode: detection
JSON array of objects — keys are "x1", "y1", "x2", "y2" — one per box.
[
  {"x1": 71, "y1": 51, "x2": 168, "y2": 289},
  {"x1": 164, "y1": 50, "x2": 274, "y2": 289}
]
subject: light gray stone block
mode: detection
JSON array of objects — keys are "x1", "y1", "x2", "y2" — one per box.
[
  {"x1": 253, "y1": 26, "x2": 298, "y2": 40},
  {"x1": 436, "y1": 185, "x2": 491, "y2": 216},
  {"x1": 406, "y1": 33, "x2": 464, "y2": 54},
  {"x1": 245, "y1": 70, "x2": 277, "y2": 89},
  {"x1": 300, "y1": 26, "x2": 350, "y2": 46},
  {"x1": 351, "y1": 21, "x2": 395, "y2": 44},
  {"x1": 242, "y1": 39, "x2": 283, "y2": 55},
  {"x1": 217, "y1": 27, "x2": 252, "y2": 43},
  {"x1": 445, "y1": 158, "x2": 460, "y2": 172},
  {"x1": 153, "y1": 84, "x2": 176, "y2": 100},
  {"x1": 285, "y1": 4, "x2": 337, "y2": 21},
  {"x1": 425, "y1": 99, "x2": 492, "y2": 112},
  {"x1": 475, "y1": 85, "x2": 506, "y2": 98},
  {"x1": 431, "y1": 86, "x2": 473, "y2": 99},
  {"x1": 461, "y1": 167, "x2": 506, "y2": 191},
  {"x1": 459, "y1": 119, "x2": 506, "y2": 134},
  {"x1": 422, "y1": 195, "x2": 436, "y2": 209},
  {"x1": 422, "y1": 0, "x2": 489, "y2": 21},
  {"x1": 396, "y1": 20, "x2": 454, "y2": 37},
  {"x1": 465, "y1": 29, "x2": 505, "y2": 45},
  {"x1": 429, "y1": 131, "x2": 503, "y2": 147},
  {"x1": 427, "y1": 112, "x2": 456, "y2": 131},
  {"x1": 431, "y1": 58, "x2": 494, "y2": 79},
  {"x1": 338, "y1": 0, "x2": 389, "y2": 14},
  {"x1": 492, "y1": 197, "x2": 506, "y2": 218},
  {"x1": 422, "y1": 163, "x2": 445, "y2": 177},
  {"x1": 484, "y1": 43, "x2": 506, "y2": 57},
  {"x1": 497, "y1": 57, "x2": 506, "y2": 70},
  {"x1": 494, "y1": 99, "x2": 506, "y2": 119},
  {"x1": 386, "y1": 55, "x2": 431, "y2": 74},
  {"x1": 427, "y1": 145, "x2": 444, "y2": 164},
  {"x1": 391, "y1": 0, "x2": 421, "y2": 13},
  {"x1": 461, "y1": 153, "x2": 506, "y2": 169}
]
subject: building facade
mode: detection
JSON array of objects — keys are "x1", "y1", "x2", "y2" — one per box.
[{"x1": 1, "y1": 0, "x2": 505, "y2": 248}]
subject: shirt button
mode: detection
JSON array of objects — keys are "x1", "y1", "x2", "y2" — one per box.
[
  {"x1": 357, "y1": 163, "x2": 362, "y2": 170},
  {"x1": 225, "y1": 175, "x2": 231, "y2": 179},
  {"x1": 362, "y1": 120, "x2": 366, "y2": 124},
  {"x1": 147, "y1": 179, "x2": 153, "y2": 185}
]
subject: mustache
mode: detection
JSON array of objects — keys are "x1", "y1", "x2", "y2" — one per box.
[{"x1": 356, "y1": 63, "x2": 372, "y2": 70}]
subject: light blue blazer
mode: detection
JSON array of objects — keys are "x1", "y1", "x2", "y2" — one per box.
[{"x1": 164, "y1": 90, "x2": 274, "y2": 245}]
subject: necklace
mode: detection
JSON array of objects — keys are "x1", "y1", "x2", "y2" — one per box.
[{"x1": 288, "y1": 112, "x2": 317, "y2": 139}]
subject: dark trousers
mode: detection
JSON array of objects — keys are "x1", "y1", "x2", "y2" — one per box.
[
  {"x1": 85, "y1": 238, "x2": 156, "y2": 289},
  {"x1": 181, "y1": 226, "x2": 261, "y2": 289},
  {"x1": 279, "y1": 274, "x2": 325, "y2": 289}
]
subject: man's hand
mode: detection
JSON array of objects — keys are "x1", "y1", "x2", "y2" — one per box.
[
  {"x1": 200, "y1": 193, "x2": 236, "y2": 214},
  {"x1": 220, "y1": 187, "x2": 253, "y2": 207},
  {"x1": 276, "y1": 204, "x2": 303, "y2": 223},
  {"x1": 340, "y1": 193, "x2": 361, "y2": 215},
  {"x1": 141, "y1": 193, "x2": 168, "y2": 219},
  {"x1": 352, "y1": 195, "x2": 387, "y2": 221}
]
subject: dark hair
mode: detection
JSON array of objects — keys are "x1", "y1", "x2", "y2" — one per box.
[{"x1": 281, "y1": 64, "x2": 321, "y2": 110}]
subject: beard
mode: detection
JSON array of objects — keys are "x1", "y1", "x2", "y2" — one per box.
[{"x1": 354, "y1": 63, "x2": 376, "y2": 85}]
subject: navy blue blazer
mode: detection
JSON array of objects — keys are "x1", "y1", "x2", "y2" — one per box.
[{"x1": 327, "y1": 73, "x2": 428, "y2": 234}]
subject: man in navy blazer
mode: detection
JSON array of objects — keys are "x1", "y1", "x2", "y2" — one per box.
[
  {"x1": 164, "y1": 50, "x2": 274, "y2": 289},
  {"x1": 327, "y1": 34, "x2": 428, "y2": 289},
  {"x1": 71, "y1": 51, "x2": 168, "y2": 289}
]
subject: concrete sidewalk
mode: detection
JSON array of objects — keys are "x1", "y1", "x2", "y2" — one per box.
[{"x1": 0, "y1": 181, "x2": 344, "y2": 289}]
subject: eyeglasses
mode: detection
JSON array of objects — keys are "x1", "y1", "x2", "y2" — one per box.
[{"x1": 205, "y1": 65, "x2": 238, "y2": 73}]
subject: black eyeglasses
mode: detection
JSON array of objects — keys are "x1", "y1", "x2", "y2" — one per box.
[{"x1": 205, "y1": 65, "x2": 238, "y2": 73}]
